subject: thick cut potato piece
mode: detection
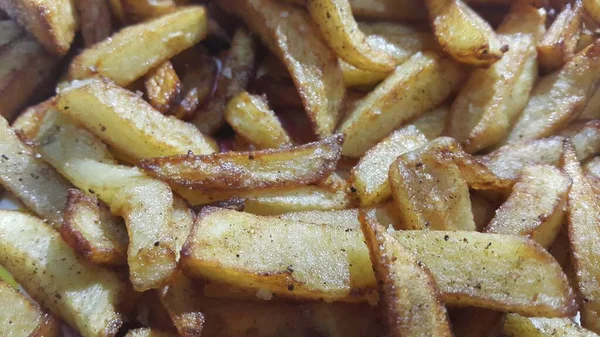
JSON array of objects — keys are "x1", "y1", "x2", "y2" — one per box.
[
  {"x1": 0, "y1": 280, "x2": 60, "y2": 337},
  {"x1": 224, "y1": 91, "x2": 293, "y2": 149},
  {"x1": 182, "y1": 208, "x2": 576, "y2": 315},
  {"x1": 486, "y1": 165, "x2": 570, "y2": 248},
  {"x1": 563, "y1": 140, "x2": 600, "y2": 333},
  {"x1": 68, "y1": 6, "x2": 207, "y2": 86},
  {"x1": 221, "y1": 0, "x2": 345, "y2": 139},
  {"x1": 360, "y1": 209, "x2": 452, "y2": 337},
  {"x1": 0, "y1": 211, "x2": 125, "y2": 337},
  {"x1": 307, "y1": 0, "x2": 395, "y2": 72},
  {"x1": 76, "y1": 0, "x2": 113, "y2": 46},
  {"x1": 338, "y1": 52, "x2": 464, "y2": 157},
  {"x1": 502, "y1": 314, "x2": 600, "y2": 337},
  {"x1": 158, "y1": 273, "x2": 204, "y2": 337},
  {"x1": 448, "y1": 3, "x2": 545, "y2": 153},
  {"x1": 145, "y1": 61, "x2": 182, "y2": 114},
  {"x1": 538, "y1": 0, "x2": 584, "y2": 72},
  {"x1": 140, "y1": 135, "x2": 342, "y2": 190},
  {"x1": 505, "y1": 39, "x2": 600, "y2": 143},
  {"x1": 348, "y1": 107, "x2": 446, "y2": 206},
  {"x1": 120, "y1": 0, "x2": 176, "y2": 23},
  {"x1": 192, "y1": 27, "x2": 259, "y2": 135},
  {"x1": 425, "y1": 0, "x2": 507, "y2": 66},
  {"x1": 0, "y1": 0, "x2": 77, "y2": 55},
  {"x1": 57, "y1": 78, "x2": 218, "y2": 159},
  {"x1": 60, "y1": 189, "x2": 128, "y2": 266},
  {"x1": 125, "y1": 329, "x2": 179, "y2": 337}
]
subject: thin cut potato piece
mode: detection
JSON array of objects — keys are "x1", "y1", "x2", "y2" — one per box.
[
  {"x1": 537, "y1": 0, "x2": 584, "y2": 72},
  {"x1": 338, "y1": 51, "x2": 464, "y2": 157},
  {"x1": 224, "y1": 91, "x2": 293, "y2": 149},
  {"x1": 181, "y1": 208, "x2": 576, "y2": 316},
  {"x1": 425, "y1": 0, "x2": 507, "y2": 66},
  {"x1": 502, "y1": 314, "x2": 600, "y2": 337},
  {"x1": 307, "y1": 0, "x2": 395, "y2": 72},
  {"x1": 125, "y1": 328, "x2": 179, "y2": 337},
  {"x1": 0, "y1": 280, "x2": 60, "y2": 337},
  {"x1": 485, "y1": 165, "x2": 571, "y2": 248},
  {"x1": 145, "y1": 61, "x2": 182, "y2": 114},
  {"x1": 360, "y1": 208, "x2": 452, "y2": 337},
  {"x1": 563, "y1": 140, "x2": 600, "y2": 333},
  {"x1": 76, "y1": 0, "x2": 113, "y2": 46},
  {"x1": 560, "y1": 120, "x2": 600, "y2": 160},
  {"x1": 57, "y1": 78, "x2": 218, "y2": 159},
  {"x1": 505, "y1": 39, "x2": 600, "y2": 143},
  {"x1": 68, "y1": 6, "x2": 208, "y2": 86},
  {"x1": 448, "y1": 3, "x2": 545, "y2": 153},
  {"x1": 221, "y1": 0, "x2": 345, "y2": 139},
  {"x1": 0, "y1": 210, "x2": 125, "y2": 337}
]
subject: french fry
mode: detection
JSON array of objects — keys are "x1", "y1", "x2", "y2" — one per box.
[
  {"x1": 145, "y1": 61, "x2": 182, "y2": 114},
  {"x1": 559, "y1": 120, "x2": 600, "y2": 159},
  {"x1": 68, "y1": 6, "x2": 208, "y2": 86},
  {"x1": 140, "y1": 135, "x2": 342, "y2": 190},
  {"x1": 581, "y1": 87, "x2": 600, "y2": 119},
  {"x1": 120, "y1": 0, "x2": 176, "y2": 23},
  {"x1": 170, "y1": 195, "x2": 194, "y2": 262},
  {"x1": 0, "y1": 210, "x2": 125, "y2": 337},
  {"x1": 224, "y1": 91, "x2": 293, "y2": 149},
  {"x1": 125, "y1": 328, "x2": 179, "y2": 337},
  {"x1": 562, "y1": 139, "x2": 600, "y2": 333},
  {"x1": 0, "y1": 0, "x2": 77, "y2": 55},
  {"x1": 158, "y1": 273, "x2": 205, "y2": 337},
  {"x1": 346, "y1": 0, "x2": 427, "y2": 21},
  {"x1": 485, "y1": 165, "x2": 571, "y2": 248},
  {"x1": 11, "y1": 97, "x2": 53, "y2": 141},
  {"x1": 448, "y1": 3, "x2": 545, "y2": 153},
  {"x1": 584, "y1": 0, "x2": 600, "y2": 26},
  {"x1": 57, "y1": 78, "x2": 218, "y2": 159},
  {"x1": 181, "y1": 207, "x2": 576, "y2": 315},
  {"x1": 502, "y1": 314, "x2": 600, "y2": 337},
  {"x1": 191, "y1": 27, "x2": 259, "y2": 134},
  {"x1": 76, "y1": 0, "x2": 113, "y2": 46},
  {"x1": 221, "y1": 0, "x2": 345, "y2": 139},
  {"x1": 360, "y1": 208, "x2": 453, "y2": 337},
  {"x1": 425, "y1": 0, "x2": 507, "y2": 66},
  {"x1": 537, "y1": 0, "x2": 584, "y2": 72},
  {"x1": 505, "y1": 39, "x2": 600, "y2": 143},
  {"x1": 0, "y1": 280, "x2": 60, "y2": 337},
  {"x1": 583, "y1": 156, "x2": 600, "y2": 195},
  {"x1": 338, "y1": 52, "x2": 464, "y2": 157}
]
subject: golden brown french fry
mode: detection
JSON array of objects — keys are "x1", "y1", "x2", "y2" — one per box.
[
  {"x1": 360, "y1": 208, "x2": 452, "y2": 337},
  {"x1": 224, "y1": 91, "x2": 293, "y2": 149},
  {"x1": 0, "y1": 210, "x2": 125, "y2": 337},
  {"x1": 60, "y1": 189, "x2": 128, "y2": 266},
  {"x1": 192, "y1": 27, "x2": 259, "y2": 134},
  {"x1": 221, "y1": 0, "x2": 345, "y2": 139},
  {"x1": 537, "y1": 0, "x2": 584, "y2": 72},
  {"x1": 158, "y1": 273, "x2": 204, "y2": 337},
  {"x1": 485, "y1": 165, "x2": 570, "y2": 248},
  {"x1": 584, "y1": 0, "x2": 600, "y2": 25},
  {"x1": 120, "y1": 0, "x2": 176, "y2": 23},
  {"x1": 181, "y1": 208, "x2": 576, "y2": 316},
  {"x1": 502, "y1": 314, "x2": 600, "y2": 337},
  {"x1": 140, "y1": 135, "x2": 342, "y2": 190},
  {"x1": 125, "y1": 328, "x2": 179, "y2": 337},
  {"x1": 76, "y1": 0, "x2": 113, "y2": 46},
  {"x1": 57, "y1": 78, "x2": 217, "y2": 159},
  {"x1": 505, "y1": 39, "x2": 600, "y2": 143},
  {"x1": 338, "y1": 52, "x2": 464, "y2": 157},
  {"x1": 0, "y1": 280, "x2": 60, "y2": 337},
  {"x1": 145, "y1": 61, "x2": 182, "y2": 114},
  {"x1": 448, "y1": 3, "x2": 545, "y2": 153},
  {"x1": 584, "y1": 156, "x2": 600, "y2": 195},
  {"x1": 425, "y1": 0, "x2": 507, "y2": 66},
  {"x1": 0, "y1": 0, "x2": 77, "y2": 55},
  {"x1": 68, "y1": 6, "x2": 207, "y2": 86},
  {"x1": 562, "y1": 139, "x2": 600, "y2": 333}
]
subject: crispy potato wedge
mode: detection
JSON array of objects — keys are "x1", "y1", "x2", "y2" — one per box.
[
  {"x1": 348, "y1": 106, "x2": 446, "y2": 206},
  {"x1": 563, "y1": 140, "x2": 600, "y2": 333},
  {"x1": 307, "y1": 0, "x2": 395, "y2": 72},
  {"x1": 158, "y1": 273, "x2": 204, "y2": 337},
  {"x1": 537, "y1": 0, "x2": 584, "y2": 72},
  {"x1": 0, "y1": 210, "x2": 125, "y2": 337},
  {"x1": 448, "y1": 3, "x2": 545, "y2": 153},
  {"x1": 221, "y1": 0, "x2": 345, "y2": 139},
  {"x1": 192, "y1": 27, "x2": 259, "y2": 135},
  {"x1": 76, "y1": 0, "x2": 113, "y2": 46},
  {"x1": 57, "y1": 78, "x2": 218, "y2": 159},
  {"x1": 360, "y1": 208, "x2": 452, "y2": 337},
  {"x1": 125, "y1": 328, "x2": 179, "y2": 337},
  {"x1": 486, "y1": 165, "x2": 570, "y2": 248},
  {"x1": 181, "y1": 208, "x2": 576, "y2": 315},
  {"x1": 426, "y1": 0, "x2": 507, "y2": 66},
  {"x1": 145, "y1": 61, "x2": 182, "y2": 114},
  {"x1": 68, "y1": 6, "x2": 207, "y2": 86},
  {"x1": 0, "y1": 115, "x2": 70, "y2": 226},
  {"x1": 120, "y1": 0, "x2": 176, "y2": 23},
  {"x1": 224, "y1": 91, "x2": 293, "y2": 149},
  {"x1": 502, "y1": 314, "x2": 600, "y2": 337},
  {"x1": 505, "y1": 39, "x2": 600, "y2": 143},
  {"x1": 584, "y1": 0, "x2": 600, "y2": 25},
  {"x1": 60, "y1": 189, "x2": 128, "y2": 266},
  {"x1": 338, "y1": 52, "x2": 464, "y2": 157},
  {"x1": 0, "y1": 280, "x2": 60, "y2": 337},
  {"x1": 141, "y1": 135, "x2": 342, "y2": 190},
  {"x1": 0, "y1": 0, "x2": 77, "y2": 55}
]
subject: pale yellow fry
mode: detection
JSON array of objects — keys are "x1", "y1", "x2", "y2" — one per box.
[{"x1": 538, "y1": 0, "x2": 584, "y2": 72}]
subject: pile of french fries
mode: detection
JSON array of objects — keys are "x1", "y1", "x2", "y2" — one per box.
[{"x1": 2, "y1": 0, "x2": 600, "y2": 336}]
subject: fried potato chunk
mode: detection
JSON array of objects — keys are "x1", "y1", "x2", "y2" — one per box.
[{"x1": 145, "y1": 61, "x2": 182, "y2": 114}]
